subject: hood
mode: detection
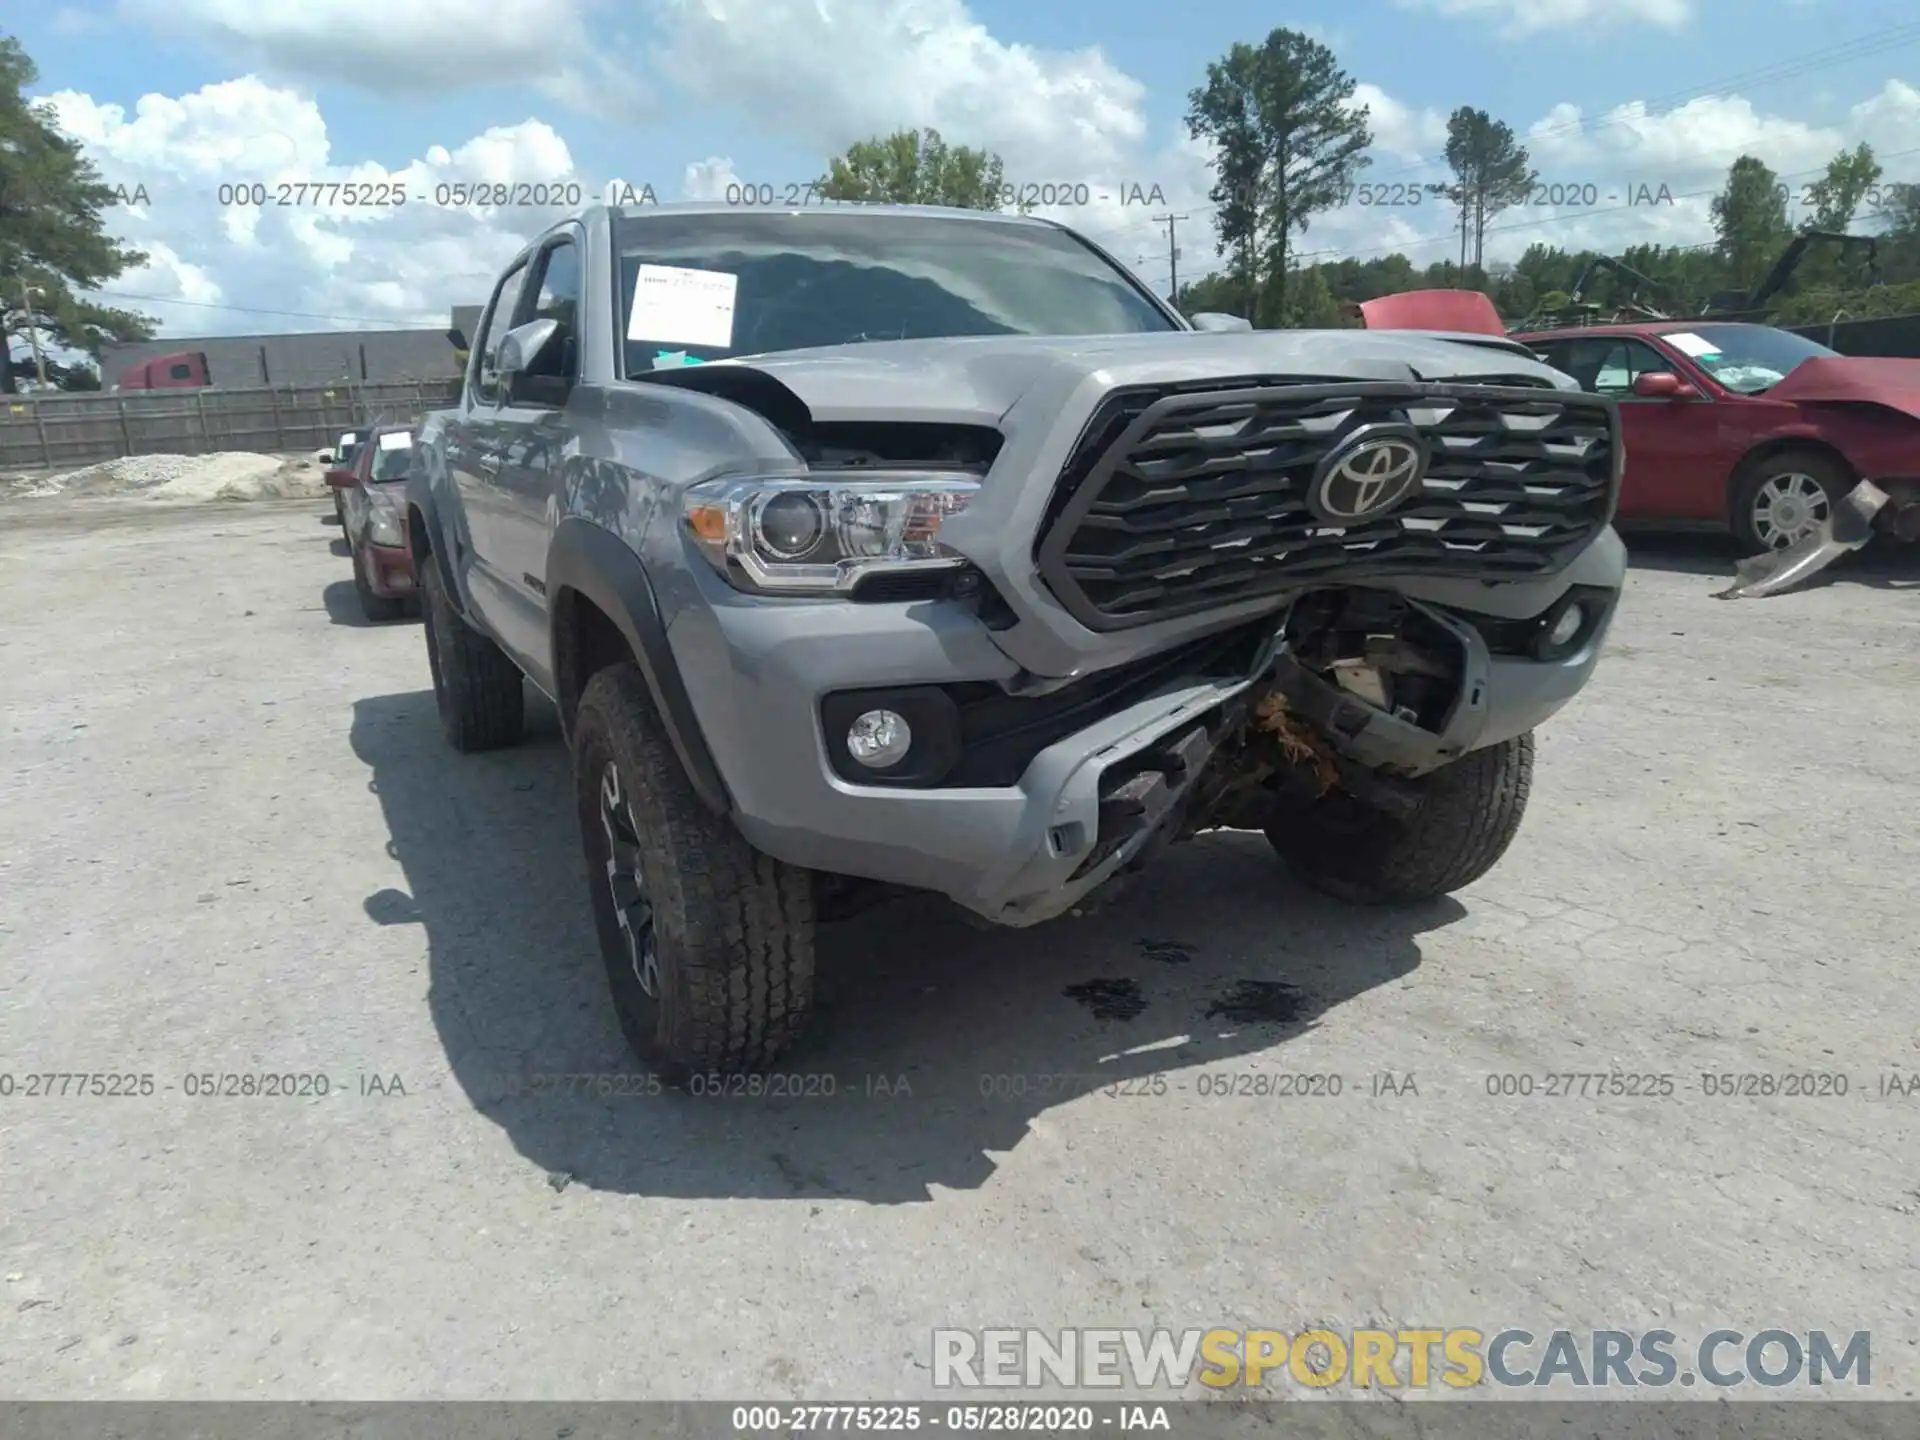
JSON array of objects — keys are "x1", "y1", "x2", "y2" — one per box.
[
  {"x1": 633, "y1": 329, "x2": 1573, "y2": 425},
  {"x1": 1764, "y1": 356, "x2": 1920, "y2": 422},
  {"x1": 1359, "y1": 289, "x2": 1508, "y2": 337}
]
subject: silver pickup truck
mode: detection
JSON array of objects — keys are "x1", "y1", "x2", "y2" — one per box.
[{"x1": 406, "y1": 201, "x2": 1625, "y2": 1081}]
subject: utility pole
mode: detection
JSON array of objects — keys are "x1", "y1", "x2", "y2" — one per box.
[
  {"x1": 1151, "y1": 213, "x2": 1188, "y2": 303},
  {"x1": 17, "y1": 280, "x2": 49, "y2": 389}
]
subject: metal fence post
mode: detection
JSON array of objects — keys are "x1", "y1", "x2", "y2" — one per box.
[
  {"x1": 268, "y1": 386, "x2": 284, "y2": 451},
  {"x1": 32, "y1": 400, "x2": 50, "y2": 467},
  {"x1": 195, "y1": 390, "x2": 211, "y2": 453},
  {"x1": 117, "y1": 396, "x2": 133, "y2": 457}
]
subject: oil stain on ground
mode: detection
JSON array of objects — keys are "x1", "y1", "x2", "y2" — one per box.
[
  {"x1": 1140, "y1": 939, "x2": 1194, "y2": 965},
  {"x1": 1063, "y1": 978, "x2": 1146, "y2": 1021},
  {"x1": 1205, "y1": 979, "x2": 1311, "y2": 1024}
]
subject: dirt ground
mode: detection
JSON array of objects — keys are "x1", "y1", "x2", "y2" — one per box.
[{"x1": 0, "y1": 494, "x2": 1916, "y2": 1402}]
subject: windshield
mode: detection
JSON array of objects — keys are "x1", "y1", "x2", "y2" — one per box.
[
  {"x1": 612, "y1": 210, "x2": 1177, "y2": 373},
  {"x1": 1661, "y1": 325, "x2": 1838, "y2": 394},
  {"x1": 370, "y1": 435, "x2": 414, "y2": 482}
]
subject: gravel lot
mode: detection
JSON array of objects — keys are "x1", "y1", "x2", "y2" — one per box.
[{"x1": 1, "y1": 493, "x2": 1917, "y2": 1402}]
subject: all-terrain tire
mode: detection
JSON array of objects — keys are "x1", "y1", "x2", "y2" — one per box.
[
  {"x1": 572, "y1": 663, "x2": 816, "y2": 1082},
  {"x1": 1729, "y1": 449, "x2": 1852, "y2": 557},
  {"x1": 352, "y1": 543, "x2": 408, "y2": 622},
  {"x1": 1266, "y1": 732, "x2": 1534, "y2": 905},
  {"x1": 421, "y1": 554, "x2": 525, "y2": 752}
]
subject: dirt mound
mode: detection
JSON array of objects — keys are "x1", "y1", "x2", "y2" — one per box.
[{"x1": 10, "y1": 451, "x2": 331, "y2": 502}]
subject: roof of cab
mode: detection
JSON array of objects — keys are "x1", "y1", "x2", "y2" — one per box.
[{"x1": 593, "y1": 200, "x2": 1063, "y2": 228}]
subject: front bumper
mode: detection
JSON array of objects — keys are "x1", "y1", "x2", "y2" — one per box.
[
  {"x1": 362, "y1": 540, "x2": 417, "y2": 598},
  {"x1": 663, "y1": 527, "x2": 1626, "y2": 927}
]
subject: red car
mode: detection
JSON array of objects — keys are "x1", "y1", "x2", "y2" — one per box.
[
  {"x1": 326, "y1": 423, "x2": 419, "y2": 621},
  {"x1": 1511, "y1": 321, "x2": 1920, "y2": 553}
]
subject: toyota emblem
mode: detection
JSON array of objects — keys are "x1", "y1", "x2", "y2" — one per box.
[{"x1": 1307, "y1": 428, "x2": 1428, "y2": 523}]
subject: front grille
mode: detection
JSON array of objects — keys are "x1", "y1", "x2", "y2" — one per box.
[{"x1": 1035, "y1": 379, "x2": 1618, "y2": 631}]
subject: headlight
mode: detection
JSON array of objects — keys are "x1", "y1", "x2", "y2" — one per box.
[
  {"x1": 683, "y1": 472, "x2": 979, "y2": 594},
  {"x1": 367, "y1": 495, "x2": 404, "y2": 548}
]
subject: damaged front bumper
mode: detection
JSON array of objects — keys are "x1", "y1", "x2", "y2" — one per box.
[{"x1": 1716, "y1": 479, "x2": 1895, "y2": 600}]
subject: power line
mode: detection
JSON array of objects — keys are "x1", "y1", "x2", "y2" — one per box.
[
  {"x1": 1150, "y1": 212, "x2": 1188, "y2": 298},
  {"x1": 1364, "y1": 19, "x2": 1920, "y2": 187},
  {"x1": 1319, "y1": 144, "x2": 1920, "y2": 265},
  {"x1": 88, "y1": 289, "x2": 426, "y2": 328},
  {"x1": 1074, "y1": 19, "x2": 1920, "y2": 253}
]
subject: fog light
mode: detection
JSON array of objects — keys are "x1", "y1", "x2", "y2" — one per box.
[
  {"x1": 847, "y1": 709, "x2": 911, "y2": 767},
  {"x1": 1546, "y1": 604, "x2": 1584, "y2": 649}
]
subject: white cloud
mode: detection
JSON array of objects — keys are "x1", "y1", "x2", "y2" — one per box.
[
  {"x1": 682, "y1": 157, "x2": 742, "y2": 202},
  {"x1": 1396, "y1": 0, "x2": 1693, "y2": 36},
  {"x1": 43, "y1": 80, "x2": 582, "y2": 334},
  {"x1": 1352, "y1": 83, "x2": 1448, "y2": 164},
  {"x1": 117, "y1": 0, "x2": 596, "y2": 95},
  {"x1": 649, "y1": 0, "x2": 1149, "y2": 178}
]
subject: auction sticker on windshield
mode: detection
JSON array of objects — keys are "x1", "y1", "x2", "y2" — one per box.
[
  {"x1": 629, "y1": 264, "x2": 737, "y2": 348},
  {"x1": 377, "y1": 431, "x2": 413, "y2": 450},
  {"x1": 1663, "y1": 331, "x2": 1722, "y2": 358}
]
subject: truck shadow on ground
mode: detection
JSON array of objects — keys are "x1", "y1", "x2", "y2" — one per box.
[
  {"x1": 322, "y1": 578, "x2": 419, "y2": 628},
  {"x1": 351, "y1": 687, "x2": 1459, "y2": 1204}
]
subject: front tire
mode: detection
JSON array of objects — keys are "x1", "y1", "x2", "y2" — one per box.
[
  {"x1": 572, "y1": 664, "x2": 817, "y2": 1082},
  {"x1": 1266, "y1": 733, "x2": 1534, "y2": 905},
  {"x1": 421, "y1": 554, "x2": 524, "y2": 751},
  {"x1": 1730, "y1": 450, "x2": 1850, "y2": 556}
]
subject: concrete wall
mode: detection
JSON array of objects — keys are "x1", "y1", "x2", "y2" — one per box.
[{"x1": 98, "y1": 329, "x2": 462, "y2": 390}]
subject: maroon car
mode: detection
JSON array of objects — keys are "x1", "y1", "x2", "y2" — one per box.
[
  {"x1": 1512, "y1": 321, "x2": 1920, "y2": 554},
  {"x1": 326, "y1": 424, "x2": 419, "y2": 621}
]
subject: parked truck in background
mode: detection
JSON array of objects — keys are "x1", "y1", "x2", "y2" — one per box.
[{"x1": 114, "y1": 350, "x2": 212, "y2": 390}]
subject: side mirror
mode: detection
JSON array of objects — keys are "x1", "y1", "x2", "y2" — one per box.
[
  {"x1": 446, "y1": 327, "x2": 467, "y2": 351},
  {"x1": 495, "y1": 318, "x2": 561, "y2": 379},
  {"x1": 1189, "y1": 312, "x2": 1254, "y2": 333},
  {"x1": 1631, "y1": 371, "x2": 1697, "y2": 399},
  {"x1": 325, "y1": 469, "x2": 358, "y2": 489}
]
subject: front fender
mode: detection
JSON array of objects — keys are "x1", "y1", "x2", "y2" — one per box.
[
  {"x1": 404, "y1": 468, "x2": 462, "y2": 612},
  {"x1": 545, "y1": 517, "x2": 733, "y2": 818}
]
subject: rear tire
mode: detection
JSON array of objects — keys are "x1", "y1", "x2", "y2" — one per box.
[
  {"x1": 352, "y1": 544, "x2": 408, "y2": 622},
  {"x1": 1266, "y1": 733, "x2": 1534, "y2": 905},
  {"x1": 1730, "y1": 450, "x2": 1851, "y2": 556},
  {"x1": 572, "y1": 664, "x2": 817, "y2": 1082},
  {"x1": 421, "y1": 554, "x2": 524, "y2": 751}
]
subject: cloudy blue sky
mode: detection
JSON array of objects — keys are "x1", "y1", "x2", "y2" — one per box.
[{"x1": 12, "y1": 0, "x2": 1920, "y2": 339}]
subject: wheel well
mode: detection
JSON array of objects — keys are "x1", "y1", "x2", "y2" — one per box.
[
  {"x1": 407, "y1": 504, "x2": 432, "y2": 569},
  {"x1": 1727, "y1": 439, "x2": 1856, "y2": 519},
  {"x1": 552, "y1": 587, "x2": 636, "y2": 735}
]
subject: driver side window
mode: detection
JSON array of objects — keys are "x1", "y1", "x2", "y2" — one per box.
[
  {"x1": 1561, "y1": 337, "x2": 1672, "y2": 396},
  {"x1": 471, "y1": 261, "x2": 529, "y2": 405}
]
